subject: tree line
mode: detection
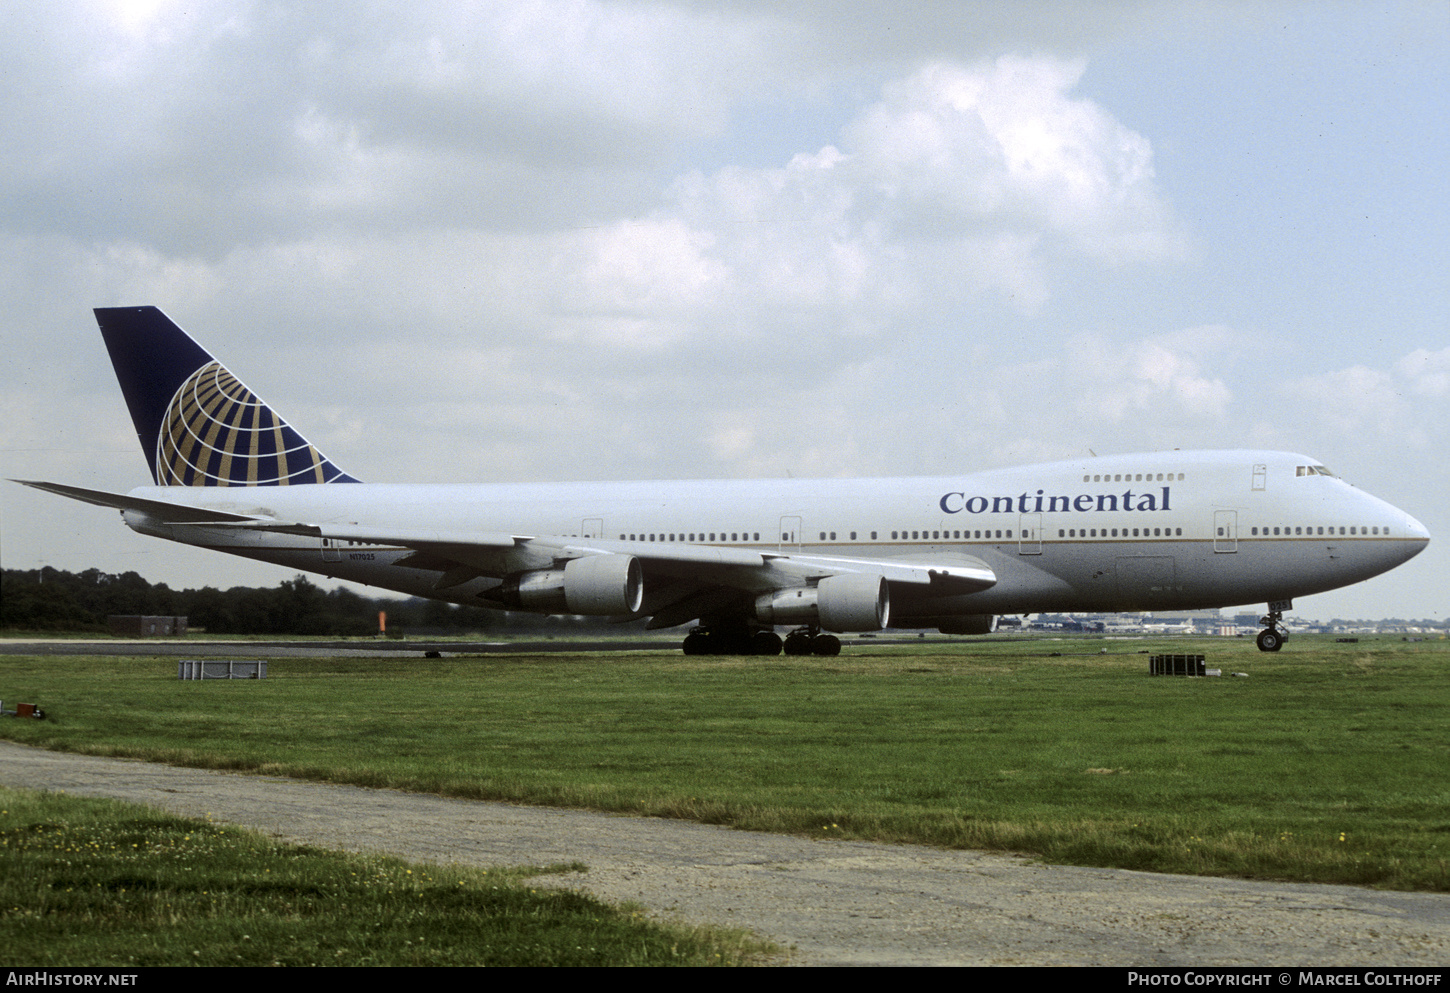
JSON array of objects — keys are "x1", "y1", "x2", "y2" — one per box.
[{"x1": 1, "y1": 567, "x2": 639, "y2": 636}]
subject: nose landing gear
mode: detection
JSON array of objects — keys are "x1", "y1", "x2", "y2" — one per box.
[{"x1": 1256, "y1": 601, "x2": 1291, "y2": 652}]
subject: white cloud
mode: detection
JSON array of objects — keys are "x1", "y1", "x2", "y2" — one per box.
[
  {"x1": 1279, "y1": 346, "x2": 1450, "y2": 452},
  {"x1": 548, "y1": 55, "x2": 1185, "y2": 357},
  {"x1": 844, "y1": 58, "x2": 1183, "y2": 264},
  {"x1": 1396, "y1": 346, "x2": 1450, "y2": 397},
  {"x1": 1058, "y1": 333, "x2": 1232, "y2": 429}
]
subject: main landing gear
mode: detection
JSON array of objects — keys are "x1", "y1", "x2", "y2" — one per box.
[
  {"x1": 681, "y1": 625, "x2": 841, "y2": 656},
  {"x1": 1256, "y1": 603, "x2": 1290, "y2": 652},
  {"x1": 783, "y1": 628, "x2": 840, "y2": 657}
]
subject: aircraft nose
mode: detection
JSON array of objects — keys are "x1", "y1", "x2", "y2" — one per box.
[{"x1": 1402, "y1": 510, "x2": 1431, "y2": 550}]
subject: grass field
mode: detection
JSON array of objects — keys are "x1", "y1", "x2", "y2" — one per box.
[
  {"x1": 0, "y1": 786, "x2": 769, "y2": 966},
  {"x1": 2, "y1": 634, "x2": 1448, "y2": 891}
]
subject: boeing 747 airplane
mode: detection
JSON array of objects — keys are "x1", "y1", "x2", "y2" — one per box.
[{"x1": 16, "y1": 307, "x2": 1430, "y2": 655}]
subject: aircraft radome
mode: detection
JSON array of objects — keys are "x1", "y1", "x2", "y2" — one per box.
[{"x1": 16, "y1": 307, "x2": 1431, "y2": 656}]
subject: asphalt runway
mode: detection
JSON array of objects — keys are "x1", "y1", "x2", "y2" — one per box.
[{"x1": 0, "y1": 637, "x2": 667, "y2": 656}]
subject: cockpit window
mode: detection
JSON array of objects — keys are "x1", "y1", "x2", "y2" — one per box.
[{"x1": 1296, "y1": 465, "x2": 1335, "y2": 477}]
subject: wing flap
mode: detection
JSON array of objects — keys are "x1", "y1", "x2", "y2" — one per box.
[{"x1": 772, "y1": 553, "x2": 997, "y2": 593}]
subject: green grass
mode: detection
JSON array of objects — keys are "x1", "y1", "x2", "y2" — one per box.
[
  {"x1": 0, "y1": 786, "x2": 771, "y2": 966},
  {"x1": 2, "y1": 634, "x2": 1448, "y2": 890}
]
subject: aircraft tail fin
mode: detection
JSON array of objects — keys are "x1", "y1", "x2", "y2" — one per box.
[{"x1": 94, "y1": 306, "x2": 360, "y2": 486}]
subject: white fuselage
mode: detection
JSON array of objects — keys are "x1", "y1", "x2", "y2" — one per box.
[{"x1": 120, "y1": 449, "x2": 1429, "y2": 625}]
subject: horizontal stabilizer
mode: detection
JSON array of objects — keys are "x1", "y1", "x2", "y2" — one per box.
[{"x1": 11, "y1": 480, "x2": 265, "y2": 524}]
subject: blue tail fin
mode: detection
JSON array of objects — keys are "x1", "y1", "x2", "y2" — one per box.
[{"x1": 95, "y1": 306, "x2": 360, "y2": 486}]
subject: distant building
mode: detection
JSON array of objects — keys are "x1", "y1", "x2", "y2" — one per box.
[{"x1": 108, "y1": 615, "x2": 188, "y2": 637}]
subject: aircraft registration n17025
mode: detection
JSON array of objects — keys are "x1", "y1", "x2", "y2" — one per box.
[{"x1": 15, "y1": 307, "x2": 1430, "y2": 656}]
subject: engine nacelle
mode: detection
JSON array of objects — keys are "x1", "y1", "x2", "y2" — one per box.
[
  {"x1": 492, "y1": 555, "x2": 643, "y2": 615},
  {"x1": 754, "y1": 573, "x2": 890, "y2": 632},
  {"x1": 936, "y1": 614, "x2": 996, "y2": 635}
]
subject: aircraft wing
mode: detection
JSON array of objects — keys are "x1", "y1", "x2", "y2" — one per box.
[
  {"x1": 230, "y1": 520, "x2": 997, "y2": 594},
  {"x1": 231, "y1": 522, "x2": 999, "y2": 624}
]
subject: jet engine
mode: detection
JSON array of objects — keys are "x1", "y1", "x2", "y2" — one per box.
[
  {"x1": 754, "y1": 573, "x2": 890, "y2": 632},
  {"x1": 490, "y1": 555, "x2": 643, "y2": 615}
]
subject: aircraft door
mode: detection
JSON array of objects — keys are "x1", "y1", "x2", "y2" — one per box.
[
  {"x1": 321, "y1": 537, "x2": 342, "y2": 563},
  {"x1": 581, "y1": 518, "x2": 603, "y2": 539},
  {"x1": 1214, "y1": 510, "x2": 1238, "y2": 552},
  {"x1": 1018, "y1": 513, "x2": 1042, "y2": 555},
  {"x1": 779, "y1": 516, "x2": 802, "y2": 552}
]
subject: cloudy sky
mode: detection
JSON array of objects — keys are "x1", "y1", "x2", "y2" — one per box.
[{"x1": 2, "y1": 1, "x2": 1445, "y2": 621}]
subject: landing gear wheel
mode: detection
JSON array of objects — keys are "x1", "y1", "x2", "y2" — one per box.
[
  {"x1": 783, "y1": 631, "x2": 814, "y2": 656},
  {"x1": 752, "y1": 631, "x2": 783, "y2": 656},
  {"x1": 1256, "y1": 602, "x2": 1289, "y2": 653},
  {"x1": 811, "y1": 634, "x2": 841, "y2": 656},
  {"x1": 1256, "y1": 628, "x2": 1283, "y2": 652},
  {"x1": 682, "y1": 630, "x2": 710, "y2": 655}
]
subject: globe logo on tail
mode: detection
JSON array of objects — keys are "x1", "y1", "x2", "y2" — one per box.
[{"x1": 156, "y1": 361, "x2": 343, "y2": 486}]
